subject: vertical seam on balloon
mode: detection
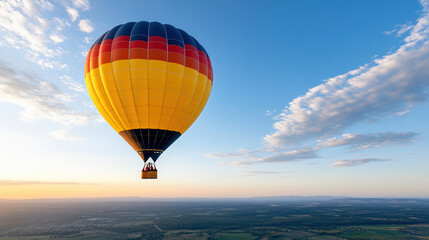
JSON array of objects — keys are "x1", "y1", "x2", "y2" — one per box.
[
  {"x1": 96, "y1": 36, "x2": 127, "y2": 132},
  {"x1": 180, "y1": 49, "x2": 209, "y2": 133},
  {"x1": 158, "y1": 26, "x2": 178, "y2": 150},
  {"x1": 127, "y1": 22, "x2": 142, "y2": 150},
  {"x1": 88, "y1": 40, "x2": 123, "y2": 132},
  {"x1": 174, "y1": 36, "x2": 200, "y2": 133},
  {"x1": 146, "y1": 22, "x2": 151, "y2": 149},
  {"x1": 153, "y1": 23, "x2": 169, "y2": 154},
  {"x1": 136, "y1": 22, "x2": 146, "y2": 151},
  {"x1": 157, "y1": 29, "x2": 177, "y2": 151},
  {"x1": 182, "y1": 79, "x2": 210, "y2": 133},
  {"x1": 179, "y1": 40, "x2": 209, "y2": 132},
  {"x1": 181, "y1": 78, "x2": 208, "y2": 132},
  {"x1": 96, "y1": 30, "x2": 128, "y2": 131},
  {"x1": 165, "y1": 28, "x2": 187, "y2": 132},
  {"x1": 86, "y1": 70, "x2": 120, "y2": 132},
  {"x1": 161, "y1": 27, "x2": 186, "y2": 147},
  {"x1": 97, "y1": 28, "x2": 130, "y2": 131},
  {"x1": 189, "y1": 62, "x2": 211, "y2": 131},
  {"x1": 88, "y1": 73, "x2": 120, "y2": 131},
  {"x1": 109, "y1": 26, "x2": 135, "y2": 147}
]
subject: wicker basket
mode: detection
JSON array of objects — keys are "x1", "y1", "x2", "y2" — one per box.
[{"x1": 141, "y1": 170, "x2": 158, "y2": 179}]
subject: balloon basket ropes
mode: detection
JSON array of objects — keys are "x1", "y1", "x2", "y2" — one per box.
[
  {"x1": 141, "y1": 162, "x2": 157, "y2": 179},
  {"x1": 141, "y1": 170, "x2": 157, "y2": 179}
]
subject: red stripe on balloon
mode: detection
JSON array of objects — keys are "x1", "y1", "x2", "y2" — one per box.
[
  {"x1": 168, "y1": 44, "x2": 185, "y2": 54},
  {"x1": 130, "y1": 48, "x2": 148, "y2": 60},
  {"x1": 184, "y1": 44, "x2": 198, "y2": 54},
  {"x1": 112, "y1": 49, "x2": 129, "y2": 62},
  {"x1": 130, "y1": 40, "x2": 148, "y2": 48},
  {"x1": 168, "y1": 52, "x2": 185, "y2": 65},
  {"x1": 185, "y1": 56, "x2": 199, "y2": 71},
  {"x1": 84, "y1": 48, "x2": 92, "y2": 74},
  {"x1": 89, "y1": 40, "x2": 211, "y2": 80},
  {"x1": 99, "y1": 39, "x2": 113, "y2": 65},
  {"x1": 149, "y1": 36, "x2": 166, "y2": 43},
  {"x1": 149, "y1": 41, "x2": 167, "y2": 51},
  {"x1": 149, "y1": 49, "x2": 167, "y2": 61},
  {"x1": 90, "y1": 44, "x2": 101, "y2": 69},
  {"x1": 207, "y1": 58, "x2": 213, "y2": 84}
]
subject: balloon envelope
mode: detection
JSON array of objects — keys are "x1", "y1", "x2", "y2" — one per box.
[{"x1": 84, "y1": 21, "x2": 213, "y2": 163}]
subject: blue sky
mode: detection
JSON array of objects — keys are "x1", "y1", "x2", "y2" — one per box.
[{"x1": 0, "y1": 0, "x2": 428, "y2": 198}]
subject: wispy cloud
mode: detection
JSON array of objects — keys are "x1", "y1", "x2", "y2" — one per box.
[
  {"x1": 60, "y1": 75, "x2": 86, "y2": 93},
  {"x1": 265, "y1": 1, "x2": 429, "y2": 147},
  {"x1": 84, "y1": 36, "x2": 92, "y2": 44},
  {"x1": 266, "y1": 110, "x2": 277, "y2": 116},
  {"x1": 206, "y1": 148, "x2": 263, "y2": 160},
  {"x1": 0, "y1": 62, "x2": 96, "y2": 125},
  {"x1": 318, "y1": 132, "x2": 417, "y2": 150},
  {"x1": 245, "y1": 170, "x2": 287, "y2": 176},
  {"x1": 0, "y1": 180, "x2": 96, "y2": 186},
  {"x1": 73, "y1": 0, "x2": 90, "y2": 11},
  {"x1": 330, "y1": 158, "x2": 393, "y2": 167},
  {"x1": 0, "y1": 0, "x2": 69, "y2": 69},
  {"x1": 207, "y1": 131, "x2": 416, "y2": 165},
  {"x1": 66, "y1": 7, "x2": 79, "y2": 22},
  {"x1": 49, "y1": 33, "x2": 66, "y2": 44},
  {"x1": 209, "y1": 147, "x2": 318, "y2": 166},
  {"x1": 50, "y1": 129, "x2": 85, "y2": 141},
  {"x1": 79, "y1": 19, "x2": 94, "y2": 33},
  {"x1": 206, "y1": 0, "x2": 429, "y2": 168},
  {"x1": 384, "y1": 23, "x2": 414, "y2": 37},
  {"x1": 259, "y1": 148, "x2": 318, "y2": 163},
  {"x1": 65, "y1": 0, "x2": 90, "y2": 23}
]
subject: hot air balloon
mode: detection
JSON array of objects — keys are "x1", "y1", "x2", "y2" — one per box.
[{"x1": 84, "y1": 21, "x2": 213, "y2": 179}]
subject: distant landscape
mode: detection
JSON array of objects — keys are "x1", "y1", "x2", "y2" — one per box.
[{"x1": 1, "y1": 197, "x2": 429, "y2": 239}]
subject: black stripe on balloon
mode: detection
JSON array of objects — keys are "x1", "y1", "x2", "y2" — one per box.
[{"x1": 120, "y1": 128, "x2": 181, "y2": 152}]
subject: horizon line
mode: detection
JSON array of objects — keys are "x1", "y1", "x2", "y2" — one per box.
[{"x1": 1, "y1": 195, "x2": 429, "y2": 201}]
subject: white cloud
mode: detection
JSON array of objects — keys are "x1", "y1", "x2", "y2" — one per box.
[
  {"x1": 84, "y1": 36, "x2": 92, "y2": 43},
  {"x1": 60, "y1": 75, "x2": 86, "y2": 93},
  {"x1": 73, "y1": 0, "x2": 90, "y2": 11},
  {"x1": 330, "y1": 158, "x2": 392, "y2": 167},
  {"x1": 36, "y1": 0, "x2": 54, "y2": 11},
  {"x1": 265, "y1": 1, "x2": 429, "y2": 147},
  {"x1": 53, "y1": 17, "x2": 70, "y2": 31},
  {"x1": 66, "y1": 7, "x2": 79, "y2": 22},
  {"x1": 0, "y1": 62, "x2": 96, "y2": 125},
  {"x1": 205, "y1": 148, "x2": 268, "y2": 165},
  {"x1": 207, "y1": 131, "x2": 417, "y2": 166},
  {"x1": 266, "y1": 109, "x2": 276, "y2": 116},
  {"x1": 65, "y1": 0, "x2": 90, "y2": 23},
  {"x1": 208, "y1": 147, "x2": 318, "y2": 166},
  {"x1": 49, "y1": 33, "x2": 65, "y2": 43},
  {"x1": 259, "y1": 148, "x2": 318, "y2": 163},
  {"x1": 81, "y1": 50, "x2": 87, "y2": 57},
  {"x1": 79, "y1": 19, "x2": 94, "y2": 33},
  {"x1": 384, "y1": 23, "x2": 414, "y2": 37},
  {"x1": 0, "y1": 0, "x2": 69, "y2": 69},
  {"x1": 34, "y1": 58, "x2": 68, "y2": 69},
  {"x1": 245, "y1": 170, "x2": 287, "y2": 176},
  {"x1": 318, "y1": 132, "x2": 417, "y2": 150},
  {"x1": 206, "y1": 1, "x2": 429, "y2": 170},
  {"x1": 50, "y1": 129, "x2": 85, "y2": 141}
]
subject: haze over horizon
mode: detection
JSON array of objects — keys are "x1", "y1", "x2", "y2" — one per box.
[{"x1": 1, "y1": 0, "x2": 429, "y2": 199}]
